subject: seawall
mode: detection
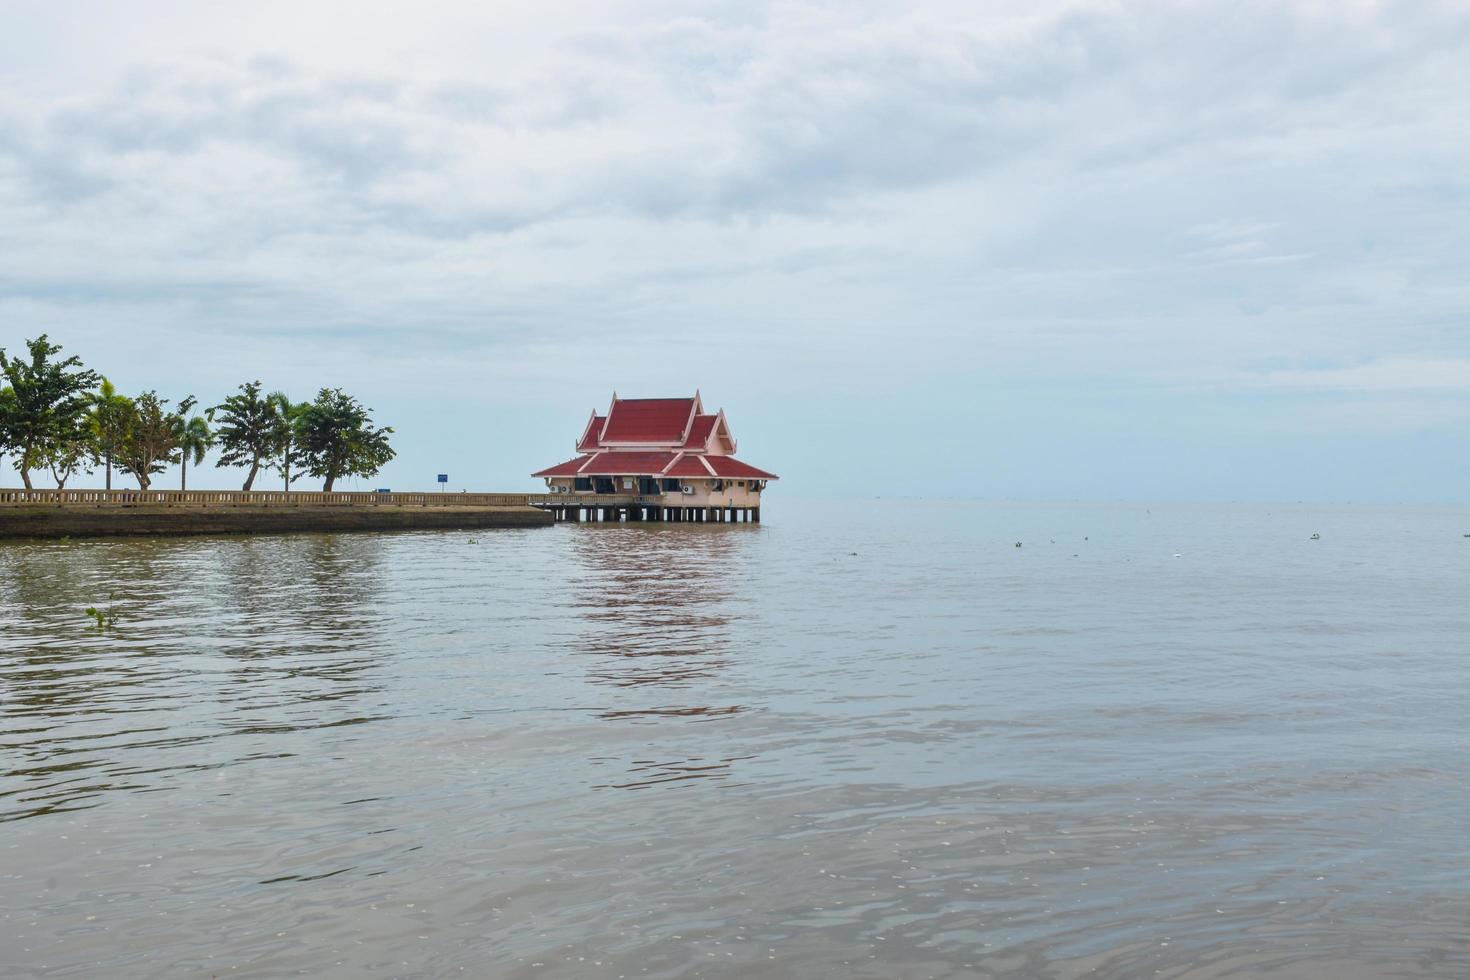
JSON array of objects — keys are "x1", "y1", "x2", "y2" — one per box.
[{"x1": 0, "y1": 489, "x2": 553, "y2": 539}]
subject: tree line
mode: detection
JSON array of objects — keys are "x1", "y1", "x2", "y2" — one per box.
[{"x1": 0, "y1": 335, "x2": 395, "y2": 493}]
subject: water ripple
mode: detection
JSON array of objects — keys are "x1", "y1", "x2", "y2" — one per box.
[{"x1": 3, "y1": 501, "x2": 1470, "y2": 977}]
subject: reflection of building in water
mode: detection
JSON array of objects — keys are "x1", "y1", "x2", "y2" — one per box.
[
  {"x1": 566, "y1": 526, "x2": 752, "y2": 703},
  {"x1": 566, "y1": 529, "x2": 761, "y2": 789},
  {"x1": 533, "y1": 392, "x2": 778, "y2": 523}
]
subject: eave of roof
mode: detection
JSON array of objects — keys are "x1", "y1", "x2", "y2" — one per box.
[
  {"x1": 532, "y1": 455, "x2": 594, "y2": 478},
  {"x1": 703, "y1": 455, "x2": 778, "y2": 480}
]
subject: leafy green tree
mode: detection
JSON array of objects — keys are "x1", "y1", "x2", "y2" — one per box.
[
  {"x1": 0, "y1": 384, "x2": 15, "y2": 478},
  {"x1": 211, "y1": 381, "x2": 285, "y2": 491},
  {"x1": 175, "y1": 410, "x2": 213, "y2": 491},
  {"x1": 0, "y1": 335, "x2": 101, "y2": 490},
  {"x1": 266, "y1": 391, "x2": 308, "y2": 491},
  {"x1": 297, "y1": 388, "x2": 395, "y2": 492},
  {"x1": 44, "y1": 423, "x2": 94, "y2": 489},
  {"x1": 116, "y1": 392, "x2": 191, "y2": 491},
  {"x1": 88, "y1": 377, "x2": 134, "y2": 491}
]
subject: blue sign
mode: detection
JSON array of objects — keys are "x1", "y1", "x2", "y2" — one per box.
[{"x1": 437, "y1": 474, "x2": 448, "y2": 484}]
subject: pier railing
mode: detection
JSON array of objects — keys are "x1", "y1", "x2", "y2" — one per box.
[
  {"x1": 2, "y1": 489, "x2": 736, "y2": 509},
  {"x1": 0, "y1": 488, "x2": 534, "y2": 508}
]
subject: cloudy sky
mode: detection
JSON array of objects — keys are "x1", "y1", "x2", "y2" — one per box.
[{"x1": 2, "y1": 0, "x2": 1468, "y2": 501}]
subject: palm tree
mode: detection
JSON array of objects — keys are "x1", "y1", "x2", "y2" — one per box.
[
  {"x1": 88, "y1": 377, "x2": 134, "y2": 491},
  {"x1": 266, "y1": 391, "x2": 306, "y2": 491},
  {"x1": 175, "y1": 401, "x2": 212, "y2": 491}
]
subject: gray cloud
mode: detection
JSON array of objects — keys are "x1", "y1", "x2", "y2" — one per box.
[{"x1": 2, "y1": 0, "x2": 1469, "y2": 498}]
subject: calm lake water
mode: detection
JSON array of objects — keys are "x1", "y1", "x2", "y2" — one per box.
[{"x1": 2, "y1": 498, "x2": 1469, "y2": 979}]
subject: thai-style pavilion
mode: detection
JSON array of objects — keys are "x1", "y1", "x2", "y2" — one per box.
[{"x1": 532, "y1": 393, "x2": 777, "y2": 522}]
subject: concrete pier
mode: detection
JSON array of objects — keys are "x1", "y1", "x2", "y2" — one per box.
[
  {"x1": 0, "y1": 489, "x2": 552, "y2": 539},
  {"x1": 0, "y1": 489, "x2": 762, "y2": 538}
]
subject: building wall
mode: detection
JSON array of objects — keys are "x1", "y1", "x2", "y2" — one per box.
[{"x1": 543, "y1": 477, "x2": 764, "y2": 507}]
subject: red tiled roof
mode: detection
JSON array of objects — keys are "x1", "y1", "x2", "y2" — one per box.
[
  {"x1": 577, "y1": 416, "x2": 605, "y2": 452},
  {"x1": 681, "y1": 414, "x2": 717, "y2": 449},
  {"x1": 703, "y1": 455, "x2": 778, "y2": 480},
  {"x1": 665, "y1": 453, "x2": 714, "y2": 477},
  {"x1": 532, "y1": 455, "x2": 593, "y2": 478},
  {"x1": 577, "y1": 451, "x2": 679, "y2": 475},
  {"x1": 601, "y1": 398, "x2": 695, "y2": 444}
]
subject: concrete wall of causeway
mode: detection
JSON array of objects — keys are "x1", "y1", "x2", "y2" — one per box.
[{"x1": 0, "y1": 504, "x2": 553, "y2": 539}]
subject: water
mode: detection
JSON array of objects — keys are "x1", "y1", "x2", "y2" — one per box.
[{"x1": 2, "y1": 498, "x2": 1468, "y2": 978}]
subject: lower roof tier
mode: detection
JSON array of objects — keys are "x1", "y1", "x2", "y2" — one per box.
[{"x1": 533, "y1": 451, "x2": 777, "y2": 480}]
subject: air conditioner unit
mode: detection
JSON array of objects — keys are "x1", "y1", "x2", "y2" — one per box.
[{"x1": 681, "y1": 485, "x2": 695, "y2": 495}]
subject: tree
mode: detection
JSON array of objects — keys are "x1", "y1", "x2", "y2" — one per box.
[
  {"x1": 176, "y1": 410, "x2": 213, "y2": 491},
  {"x1": 88, "y1": 378, "x2": 134, "y2": 491},
  {"x1": 266, "y1": 391, "x2": 308, "y2": 491},
  {"x1": 297, "y1": 388, "x2": 395, "y2": 492},
  {"x1": 0, "y1": 384, "x2": 14, "y2": 479},
  {"x1": 0, "y1": 335, "x2": 100, "y2": 490},
  {"x1": 116, "y1": 392, "x2": 191, "y2": 491},
  {"x1": 211, "y1": 381, "x2": 285, "y2": 491},
  {"x1": 44, "y1": 421, "x2": 94, "y2": 489}
]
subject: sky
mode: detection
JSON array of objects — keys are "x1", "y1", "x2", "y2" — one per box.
[{"x1": 1, "y1": 0, "x2": 1468, "y2": 502}]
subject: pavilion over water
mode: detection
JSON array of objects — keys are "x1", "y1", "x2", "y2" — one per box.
[{"x1": 532, "y1": 392, "x2": 777, "y2": 522}]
